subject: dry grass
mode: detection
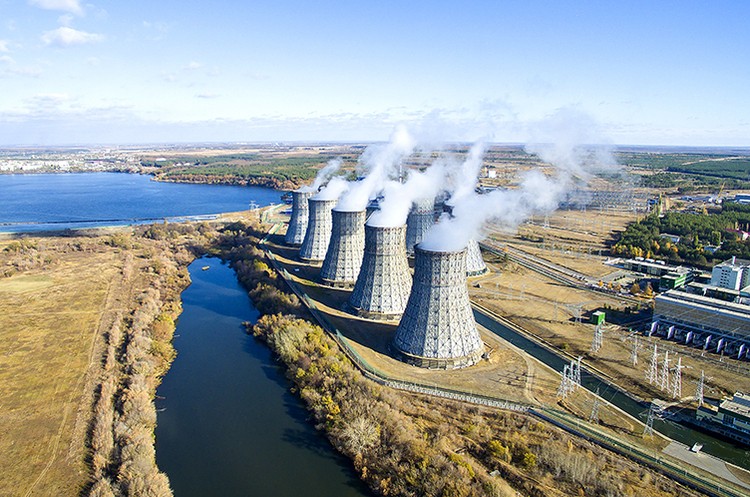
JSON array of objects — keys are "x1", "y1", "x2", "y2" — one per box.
[{"x1": 0, "y1": 239, "x2": 122, "y2": 497}]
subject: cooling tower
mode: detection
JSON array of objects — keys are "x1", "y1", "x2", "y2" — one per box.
[
  {"x1": 405, "y1": 197, "x2": 435, "y2": 256},
  {"x1": 299, "y1": 198, "x2": 337, "y2": 263},
  {"x1": 466, "y1": 239, "x2": 488, "y2": 276},
  {"x1": 319, "y1": 209, "x2": 366, "y2": 288},
  {"x1": 349, "y1": 224, "x2": 412, "y2": 321},
  {"x1": 285, "y1": 190, "x2": 313, "y2": 245},
  {"x1": 392, "y1": 245, "x2": 485, "y2": 369}
]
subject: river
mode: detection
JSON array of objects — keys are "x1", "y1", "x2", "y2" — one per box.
[
  {"x1": 0, "y1": 172, "x2": 280, "y2": 233},
  {"x1": 154, "y1": 257, "x2": 371, "y2": 497}
]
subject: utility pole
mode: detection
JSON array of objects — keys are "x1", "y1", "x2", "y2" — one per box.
[
  {"x1": 646, "y1": 344, "x2": 658, "y2": 384},
  {"x1": 589, "y1": 388, "x2": 601, "y2": 424},
  {"x1": 660, "y1": 351, "x2": 671, "y2": 392},
  {"x1": 696, "y1": 370, "x2": 705, "y2": 407}
]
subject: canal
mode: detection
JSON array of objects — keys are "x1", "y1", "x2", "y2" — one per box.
[{"x1": 474, "y1": 308, "x2": 750, "y2": 470}]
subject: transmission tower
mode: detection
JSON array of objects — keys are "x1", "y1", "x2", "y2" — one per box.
[
  {"x1": 671, "y1": 357, "x2": 686, "y2": 399},
  {"x1": 557, "y1": 365, "x2": 573, "y2": 399},
  {"x1": 660, "y1": 351, "x2": 671, "y2": 391},
  {"x1": 591, "y1": 324, "x2": 604, "y2": 354},
  {"x1": 646, "y1": 344, "x2": 658, "y2": 384},
  {"x1": 589, "y1": 388, "x2": 601, "y2": 424},
  {"x1": 574, "y1": 356, "x2": 582, "y2": 387},
  {"x1": 643, "y1": 402, "x2": 659, "y2": 437},
  {"x1": 630, "y1": 336, "x2": 640, "y2": 367},
  {"x1": 696, "y1": 370, "x2": 706, "y2": 407}
]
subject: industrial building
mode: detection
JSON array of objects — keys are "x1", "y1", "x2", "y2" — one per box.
[
  {"x1": 652, "y1": 290, "x2": 750, "y2": 359},
  {"x1": 711, "y1": 257, "x2": 750, "y2": 291},
  {"x1": 696, "y1": 392, "x2": 750, "y2": 446}
]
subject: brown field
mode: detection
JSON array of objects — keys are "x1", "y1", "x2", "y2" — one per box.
[
  {"x1": 264, "y1": 230, "x2": 655, "y2": 449},
  {"x1": 0, "y1": 237, "x2": 123, "y2": 496},
  {"x1": 479, "y1": 206, "x2": 750, "y2": 403}
]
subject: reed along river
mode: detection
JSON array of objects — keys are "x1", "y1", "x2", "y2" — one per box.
[{"x1": 154, "y1": 257, "x2": 371, "y2": 497}]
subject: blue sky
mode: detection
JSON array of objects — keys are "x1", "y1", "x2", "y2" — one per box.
[{"x1": 0, "y1": 0, "x2": 747, "y2": 146}]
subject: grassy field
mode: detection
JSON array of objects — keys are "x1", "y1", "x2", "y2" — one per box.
[{"x1": 0, "y1": 239, "x2": 122, "y2": 496}]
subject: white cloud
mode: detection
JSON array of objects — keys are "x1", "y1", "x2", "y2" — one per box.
[
  {"x1": 196, "y1": 93, "x2": 220, "y2": 99},
  {"x1": 57, "y1": 13, "x2": 74, "y2": 26},
  {"x1": 0, "y1": 40, "x2": 9, "y2": 52},
  {"x1": 183, "y1": 61, "x2": 202, "y2": 71},
  {"x1": 41, "y1": 27, "x2": 103, "y2": 47},
  {"x1": 28, "y1": 0, "x2": 83, "y2": 15}
]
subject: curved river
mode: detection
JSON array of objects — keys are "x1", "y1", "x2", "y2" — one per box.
[{"x1": 154, "y1": 257, "x2": 371, "y2": 497}]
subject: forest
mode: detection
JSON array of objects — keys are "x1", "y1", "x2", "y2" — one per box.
[{"x1": 611, "y1": 202, "x2": 750, "y2": 266}]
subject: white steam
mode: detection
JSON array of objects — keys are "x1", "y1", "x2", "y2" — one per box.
[
  {"x1": 298, "y1": 158, "x2": 343, "y2": 193},
  {"x1": 312, "y1": 176, "x2": 349, "y2": 201},
  {"x1": 335, "y1": 124, "x2": 416, "y2": 212},
  {"x1": 420, "y1": 109, "x2": 618, "y2": 252},
  {"x1": 445, "y1": 141, "x2": 487, "y2": 207},
  {"x1": 367, "y1": 162, "x2": 448, "y2": 227}
]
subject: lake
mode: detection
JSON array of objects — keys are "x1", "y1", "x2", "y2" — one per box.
[{"x1": 0, "y1": 172, "x2": 281, "y2": 232}]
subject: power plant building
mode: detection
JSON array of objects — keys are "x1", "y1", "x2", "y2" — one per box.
[
  {"x1": 652, "y1": 290, "x2": 750, "y2": 359},
  {"x1": 711, "y1": 257, "x2": 750, "y2": 291},
  {"x1": 392, "y1": 245, "x2": 485, "y2": 369},
  {"x1": 319, "y1": 209, "x2": 366, "y2": 288}
]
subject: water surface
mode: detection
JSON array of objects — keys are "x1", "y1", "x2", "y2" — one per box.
[
  {"x1": 155, "y1": 257, "x2": 371, "y2": 497},
  {"x1": 0, "y1": 173, "x2": 279, "y2": 232}
]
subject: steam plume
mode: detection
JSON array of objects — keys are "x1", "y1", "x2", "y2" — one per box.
[
  {"x1": 313, "y1": 176, "x2": 349, "y2": 201},
  {"x1": 298, "y1": 158, "x2": 343, "y2": 193},
  {"x1": 335, "y1": 125, "x2": 416, "y2": 211},
  {"x1": 367, "y1": 162, "x2": 448, "y2": 227},
  {"x1": 420, "y1": 110, "x2": 618, "y2": 252}
]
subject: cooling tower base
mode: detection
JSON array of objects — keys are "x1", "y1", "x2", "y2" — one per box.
[
  {"x1": 347, "y1": 304, "x2": 403, "y2": 322},
  {"x1": 389, "y1": 345, "x2": 484, "y2": 370},
  {"x1": 320, "y1": 278, "x2": 356, "y2": 289}
]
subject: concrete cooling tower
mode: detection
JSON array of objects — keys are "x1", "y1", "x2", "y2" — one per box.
[
  {"x1": 299, "y1": 198, "x2": 337, "y2": 263},
  {"x1": 466, "y1": 239, "x2": 489, "y2": 277},
  {"x1": 319, "y1": 209, "x2": 366, "y2": 288},
  {"x1": 285, "y1": 190, "x2": 313, "y2": 246},
  {"x1": 405, "y1": 197, "x2": 435, "y2": 256},
  {"x1": 440, "y1": 202, "x2": 488, "y2": 276},
  {"x1": 349, "y1": 224, "x2": 412, "y2": 321},
  {"x1": 392, "y1": 245, "x2": 485, "y2": 369}
]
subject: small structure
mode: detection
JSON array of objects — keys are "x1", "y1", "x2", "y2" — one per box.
[{"x1": 591, "y1": 311, "x2": 606, "y2": 326}]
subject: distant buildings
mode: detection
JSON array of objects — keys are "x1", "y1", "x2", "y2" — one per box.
[
  {"x1": 696, "y1": 392, "x2": 750, "y2": 446},
  {"x1": 711, "y1": 257, "x2": 750, "y2": 291},
  {"x1": 652, "y1": 290, "x2": 750, "y2": 359}
]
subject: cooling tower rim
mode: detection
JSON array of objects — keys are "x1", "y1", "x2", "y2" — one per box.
[
  {"x1": 331, "y1": 207, "x2": 366, "y2": 214},
  {"x1": 364, "y1": 221, "x2": 407, "y2": 229},
  {"x1": 308, "y1": 196, "x2": 339, "y2": 203},
  {"x1": 414, "y1": 243, "x2": 467, "y2": 256},
  {"x1": 292, "y1": 188, "x2": 315, "y2": 194}
]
